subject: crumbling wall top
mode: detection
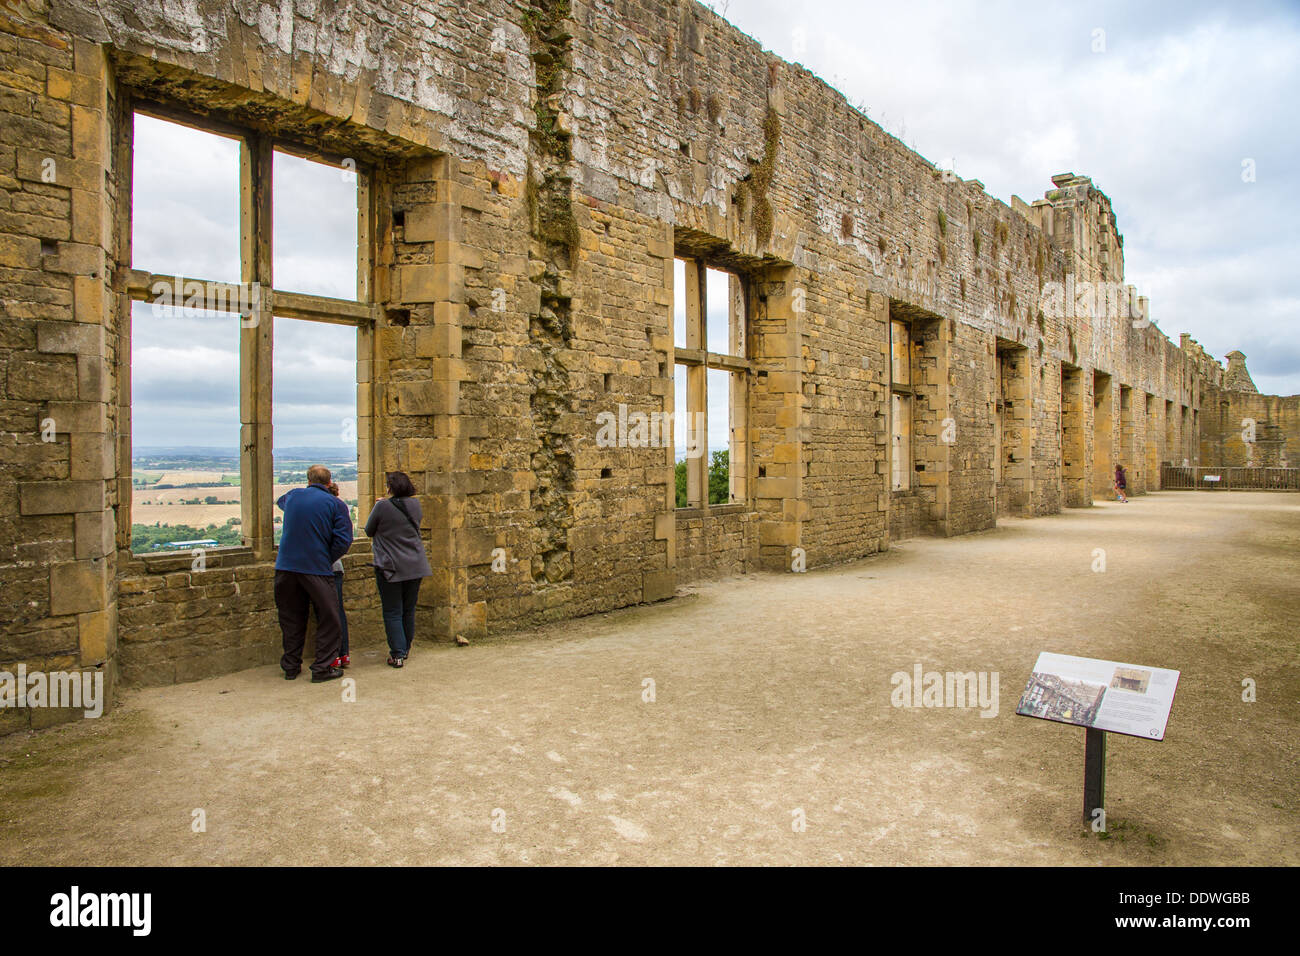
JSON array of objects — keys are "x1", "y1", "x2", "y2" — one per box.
[{"x1": 1224, "y1": 351, "x2": 1259, "y2": 392}]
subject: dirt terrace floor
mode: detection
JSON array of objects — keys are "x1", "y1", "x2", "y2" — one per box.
[{"x1": 1, "y1": 492, "x2": 1297, "y2": 865}]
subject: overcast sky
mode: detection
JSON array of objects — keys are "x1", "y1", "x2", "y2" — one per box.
[
  {"x1": 131, "y1": 114, "x2": 358, "y2": 454},
  {"x1": 714, "y1": 0, "x2": 1299, "y2": 395},
  {"x1": 131, "y1": 0, "x2": 1299, "y2": 458}
]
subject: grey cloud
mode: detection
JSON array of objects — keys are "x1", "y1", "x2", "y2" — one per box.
[
  {"x1": 131, "y1": 118, "x2": 359, "y2": 450},
  {"x1": 725, "y1": 0, "x2": 1299, "y2": 392}
]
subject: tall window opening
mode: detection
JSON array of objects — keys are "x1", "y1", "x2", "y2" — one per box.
[
  {"x1": 1092, "y1": 371, "x2": 1114, "y2": 497},
  {"x1": 129, "y1": 114, "x2": 243, "y2": 554},
  {"x1": 997, "y1": 340, "x2": 1033, "y2": 514},
  {"x1": 127, "y1": 108, "x2": 371, "y2": 556},
  {"x1": 890, "y1": 319, "x2": 913, "y2": 492},
  {"x1": 672, "y1": 258, "x2": 750, "y2": 507},
  {"x1": 270, "y1": 150, "x2": 361, "y2": 544},
  {"x1": 1060, "y1": 364, "x2": 1087, "y2": 506}
]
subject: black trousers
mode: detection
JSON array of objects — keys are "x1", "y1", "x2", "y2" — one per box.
[
  {"x1": 275, "y1": 570, "x2": 342, "y2": 677},
  {"x1": 308, "y1": 572, "x2": 350, "y2": 656}
]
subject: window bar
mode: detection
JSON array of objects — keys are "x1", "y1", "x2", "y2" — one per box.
[
  {"x1": 684, "y1": 260, "x2": 706, "y2": 507},
  {"x1": 240, "y1": 133, "x2": 275, "y2": 556}
]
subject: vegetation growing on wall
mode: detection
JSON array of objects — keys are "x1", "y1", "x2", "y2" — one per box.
[
  {"x1": 706, "y1": 92, "x2": 722, "y2": 123},
  {"x1": 736, "y1": 105, "x2": 781, "y2": 245}
]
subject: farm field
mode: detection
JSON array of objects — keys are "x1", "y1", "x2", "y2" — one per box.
[
  {"x1": 132, "y1": 480, "x2": 359, "y2": 528},
  {"x1": 130, "y1": 456, "x2": 360, "y2": 550}
]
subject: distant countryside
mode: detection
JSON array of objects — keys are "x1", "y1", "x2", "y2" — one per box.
[{"x1": 131, "y1": 447, "x2": 359, "y2": 552}]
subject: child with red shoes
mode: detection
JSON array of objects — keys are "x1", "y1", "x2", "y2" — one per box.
[{"x1": 328, "y1": 482, "x2": 351, "y2": 669}]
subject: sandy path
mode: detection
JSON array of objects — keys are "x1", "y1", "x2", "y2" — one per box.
[{"x1": 1, "y1": 492, "x2": 1296, "y2": 865}]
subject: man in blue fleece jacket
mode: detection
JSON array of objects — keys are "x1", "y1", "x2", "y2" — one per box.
[{"x1": 275, "y1": 464, "x2": 353, "y2": 682}]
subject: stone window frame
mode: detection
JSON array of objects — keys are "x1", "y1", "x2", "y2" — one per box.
[
  {"x1": 997, "y1": 339, "x2": 1034, "y2": 508},
  {"x1": 673, "y1": 257, "x2": 752, "y2": 510},
  {"x1": 122, "y1": 103, "x2": 378, "y2": 561},
  {"x1": 889, "y1": 318, "x2": 914, "y2": 493}
]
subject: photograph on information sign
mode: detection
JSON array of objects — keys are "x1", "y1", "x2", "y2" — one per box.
[{"x1": 1017, "y1": 653, "x2": 1180, "y2": 740}]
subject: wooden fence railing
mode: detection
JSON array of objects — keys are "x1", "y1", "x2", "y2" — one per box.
[{"x1": 1161, "y1": 466, "x2": 1300, "y2": 491}]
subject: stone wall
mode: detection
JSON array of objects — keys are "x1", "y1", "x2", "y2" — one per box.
[
  {"x1": 1201, "y1": 354, "x2": 1300, "y2": 468},
  {"x1": 1, "y1": 5, "x2": 119, "y2": 733},
  {"x1": 675, "y1": 508, "x2": 756, "y2": 584},
  {"x1": 2, "y1": 0, "x2": 1280, "y2": 733}
]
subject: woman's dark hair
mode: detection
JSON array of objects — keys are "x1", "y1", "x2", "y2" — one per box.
[{"x1": 386, "y1": 471, "x2": 416, "y2": 498}]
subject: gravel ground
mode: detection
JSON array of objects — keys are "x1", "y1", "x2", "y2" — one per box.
[{"x1": 1, "y1": 491, "x2": 1296, "y2": 866}]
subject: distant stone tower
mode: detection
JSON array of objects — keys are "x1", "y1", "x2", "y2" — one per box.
[{"x1": 1224, "y1": 351, "x2": 1258, "y2": 392}]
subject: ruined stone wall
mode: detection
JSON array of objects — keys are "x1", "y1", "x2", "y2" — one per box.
[
  {"x1": 1, "y1": 0, "x2": 539, "y2": 719},
  {"x1": 576, "y1": 3, "x2": 1220, "y2": 546},
  {"x1": 674, "y1": 508, "x2": 755, "y2": 583},
  {"x1": 1202, "y1": 388, "x2": 1300, "y2": 469},
  {"x1": 1, "y1": 0, "x2": 1247, "y2": 732},
  {"x1": 2, "y1": 5, "x2": 119, "y2": 731},
  {"x1": 1197, "y1": 351, "x2": 1297, "y2": 470}
]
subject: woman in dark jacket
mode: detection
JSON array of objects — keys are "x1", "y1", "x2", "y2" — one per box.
[{"x1": 365, "y1": 472, "x2": 433, "y2": 667}]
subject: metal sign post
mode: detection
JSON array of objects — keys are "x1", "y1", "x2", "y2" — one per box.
[
  {"x1": 1016, "y1": 652, "x2": 1179, "y2": 829},
  {"x1": 1083, "y1": 727, "x2": 1106, "y2": 825}
]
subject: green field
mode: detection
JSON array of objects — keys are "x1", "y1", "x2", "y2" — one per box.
[{"x1": 131, "y1": 520, "x2": 243, "y2": 552}]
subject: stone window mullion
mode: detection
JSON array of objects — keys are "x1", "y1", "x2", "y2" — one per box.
[
  {"x1": 683, "y1": 259, "x2": 706, "y2": 507},
  {"x1": 890, "y1": 319, "x2": 913, "y2": 492},
  {"x1": 239, "y1": 133, "x2": 274, "y2": 557}
]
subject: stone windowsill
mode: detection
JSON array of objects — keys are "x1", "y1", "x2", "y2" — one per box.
[
  {"x1": 125, "y1": 538, "x2": 375, "y2": 575},
  {"x1": 674, "y1": 503, "x2": 753, "y2": 518}
]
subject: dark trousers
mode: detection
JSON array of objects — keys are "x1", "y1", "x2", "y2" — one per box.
[
  {"x1": 375, "y1": 568, "x2": 421, "y2": 658},
  {"x1": 275, "y1": 570, "x2": 342, "y2": 677},
  {"x1": 311, "y1": 571, "x2": 349, "y2": 657},
  {"x1": 335, "y1": 571, "x2": 349, "y2": 656}
]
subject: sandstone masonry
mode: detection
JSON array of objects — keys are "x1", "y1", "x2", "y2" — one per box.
[{"x1": 0, "y1": 0, "x2": 1291, "y2": 733}]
